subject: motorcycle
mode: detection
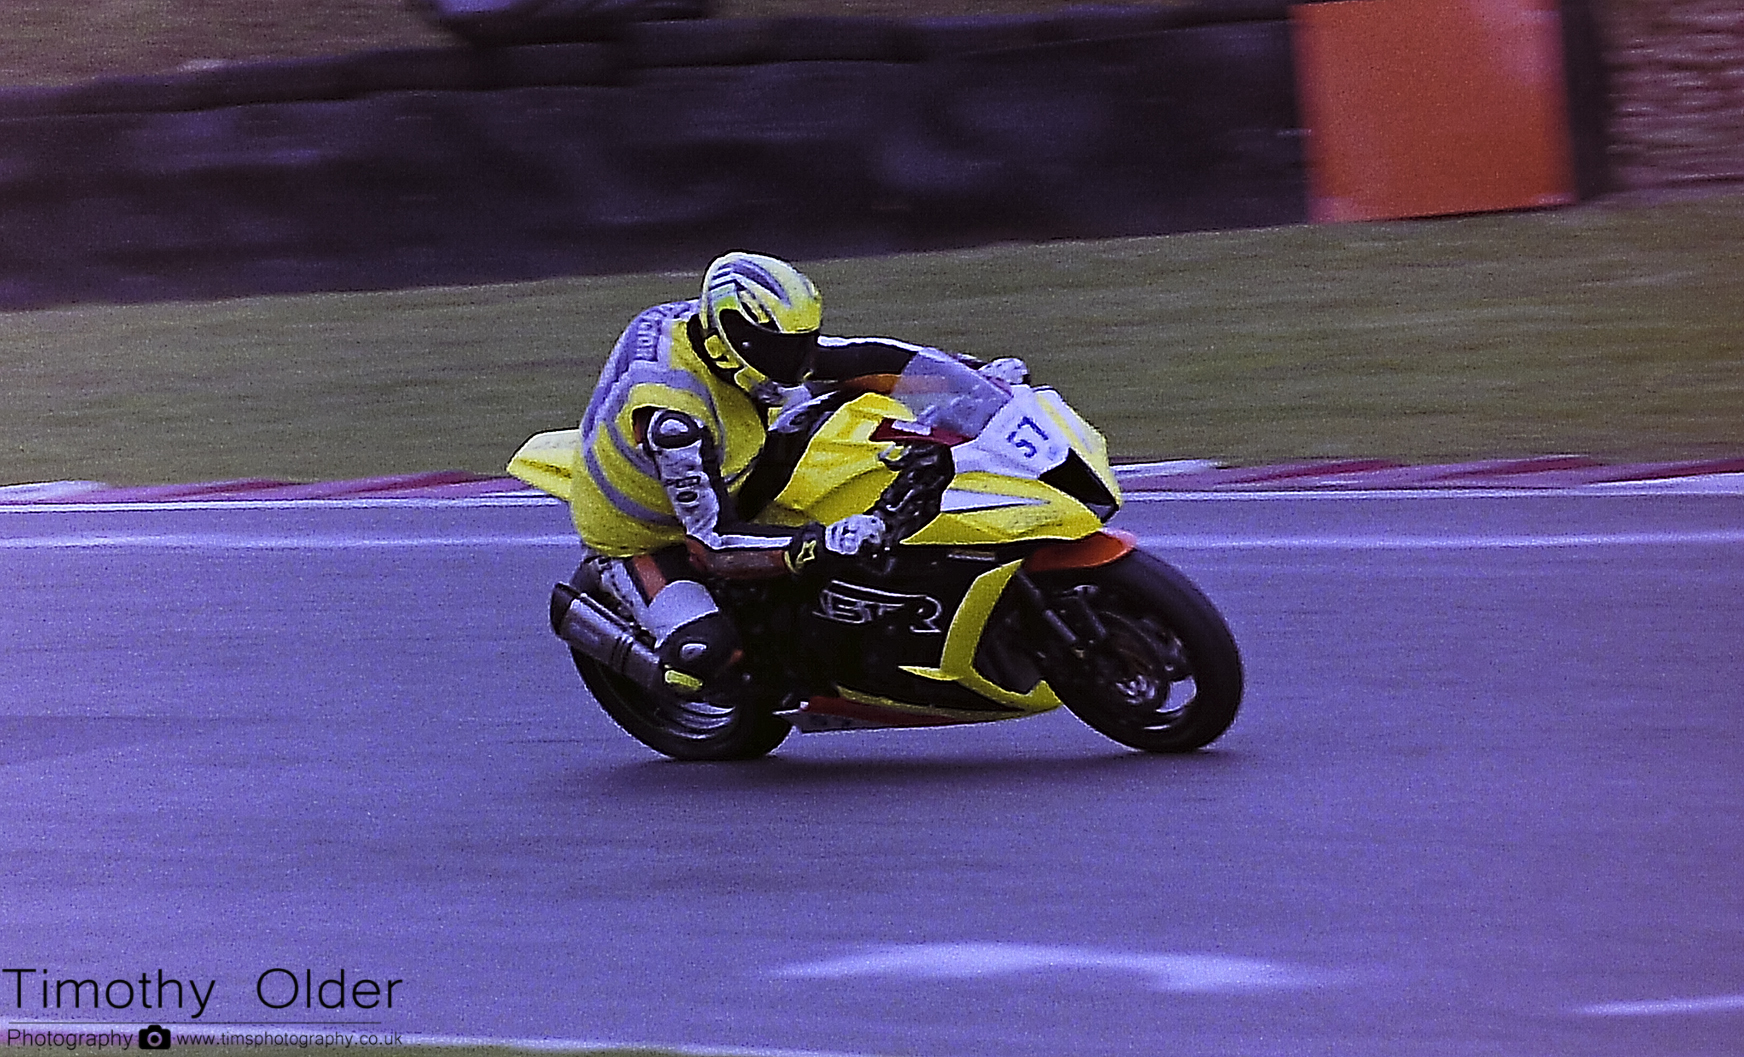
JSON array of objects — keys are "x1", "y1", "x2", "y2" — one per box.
[{"x1": 508, "y1": 352, "x2": 1243, "y2": 761}]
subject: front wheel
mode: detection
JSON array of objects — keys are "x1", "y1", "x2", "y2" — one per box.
[
  {"x1": 1043, "y1": 549, "x2": 1244, "y2": 753},
  {"x1": 571, "y1": 651, "x2": 791, "y2": 761}
]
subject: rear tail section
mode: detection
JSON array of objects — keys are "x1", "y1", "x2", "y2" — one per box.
[{"x1": 507, "y1": 429, "x2": 580, "y2": 501}]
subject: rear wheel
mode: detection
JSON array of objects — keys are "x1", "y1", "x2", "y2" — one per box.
[
  {"x1": 572, "y1": 651, "x2": 791, "y2": 761},
  {"x1": 1045, "y1": 549, "x2": 1243, "y2": 753}
]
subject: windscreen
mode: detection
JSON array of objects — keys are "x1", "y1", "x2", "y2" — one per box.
[{"x1": 888, "y1": 351, "x2": 1008, "y2": 440}]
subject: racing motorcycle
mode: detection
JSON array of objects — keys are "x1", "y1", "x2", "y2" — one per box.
[{"x1": 508, "y1": 353, "x2": 1242, "y2": 761}]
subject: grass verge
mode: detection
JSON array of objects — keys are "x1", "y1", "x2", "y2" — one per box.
[{"x1": 2, "y1": 191, "x2": 1741, "y2": 487}]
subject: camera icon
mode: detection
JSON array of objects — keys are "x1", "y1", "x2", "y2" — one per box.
[{"x1": 138, "y1": 1024, "x2": 173, "y2": 1050}]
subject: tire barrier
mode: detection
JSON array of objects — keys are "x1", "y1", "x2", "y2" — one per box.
[
  {"x1": 409, "y1": 0, "x2": 714, "y2": 49},
  {"x1": 0, "y1": 3, "x2": 1306, "y2": 310}
]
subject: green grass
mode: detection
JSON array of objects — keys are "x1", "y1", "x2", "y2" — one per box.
[{"x1": 2, "y1": 190, "x2": 1741, "y2": 487}]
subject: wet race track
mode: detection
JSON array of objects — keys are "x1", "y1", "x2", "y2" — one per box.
[{"x1": 3, "y1": 486, "x2": 1743, "y2": 1057}]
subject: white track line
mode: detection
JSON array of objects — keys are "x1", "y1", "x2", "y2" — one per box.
[
  {"x1": 404, "y1": 1036, "x2": 873, "y2": 1057},
  {"x1": 0, "y1": 533, "x2": 579, "y2": 551},
  {"x1": 9, "y1": 484, "x2": 1740, "y2": 513},
  {"x1": 3, "y1": 529, "x2": 1741, "y2": 552},
  {"x1": 1577, "y1": 994, "x2": 1744, "y2": 1016},
  {"x1": 0, "y1": 1024, "x2": 869, "y2": 1057},
  {"x1": 1141, "y1": 529, "x2": 1744, "y2": 551},
  {"x1": 773, "y1": 943, "x2": 1329, "y2": 992},
  {"x1": 4, "y1": 470, "x2": 1744, "y2": 512},
  {"x1": 0, "y1": 495, "x2": 562, "y2": 514},
  {"x1": 1121, "y1": 479, "x2": 1744, "y2": 500}
]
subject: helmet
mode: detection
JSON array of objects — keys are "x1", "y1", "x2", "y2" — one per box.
[{"x1": 698, "y1": 252, "x2": 823, "y2": 390}]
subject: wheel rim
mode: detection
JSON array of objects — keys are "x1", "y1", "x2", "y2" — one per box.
[
  {"x1": 651, "y1": 692, "x2": 739, "y2": 739},
  {"x1": 590, "y1": 659, "x2": 767, "y2": 745},
  {"x1": 1077, "y1": 610, "x2": 1198, "y2": 736}
]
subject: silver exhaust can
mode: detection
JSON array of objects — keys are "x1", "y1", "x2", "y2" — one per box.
[{"x1": 550, "y1": 583, "x2": 666, "y2": 693}]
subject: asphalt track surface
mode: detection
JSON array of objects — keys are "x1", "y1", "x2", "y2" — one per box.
[{"x1": 3, "y1": 487, "x2": 1743, "y2": 1057}]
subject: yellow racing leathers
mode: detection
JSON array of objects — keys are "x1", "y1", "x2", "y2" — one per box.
[
  {"x1": 572, "y1": 300, "x2": 768, "y2": 559},
  {"x1": 569, "y1": 300, "x2": 940, "y2": 695}
]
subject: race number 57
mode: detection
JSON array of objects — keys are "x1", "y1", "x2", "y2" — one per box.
[{"x1": 1005, "y1": 416, "x2": 1050, "y2": 459}]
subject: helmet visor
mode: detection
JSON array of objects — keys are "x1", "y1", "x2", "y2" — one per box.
[{"x1": 717, "y1": 309, "x2": 819, "y2": 386}]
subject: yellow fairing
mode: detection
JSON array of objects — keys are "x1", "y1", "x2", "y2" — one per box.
[
  {"x1": 1034, "y1": 387, "x2": 1122, "y2": 513},
  {"x1": 905, "y1": 473, "x2": 1104, "y2": 545},
  {"x1": 759, "y1": 392, "x2": 904, "y2": 526},
  {"x1": 899, "y1": 560, "x2": 1063, "y2": 714},
  {"x1": 762, "y1": 388, "x2": 1112, "y2": 545}
]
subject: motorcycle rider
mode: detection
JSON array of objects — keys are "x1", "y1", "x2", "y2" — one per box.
[{"x1": 570, "y1": 250, "x2": 1026, "y2": 698}]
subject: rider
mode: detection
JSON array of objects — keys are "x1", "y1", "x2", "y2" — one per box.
[{"x1": 570, "y1": 250, "x2": 1026, "y2": 698}]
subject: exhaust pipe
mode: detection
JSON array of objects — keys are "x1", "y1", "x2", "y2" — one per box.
[{"x1": 549, "y1": 582, "x2": 665, "y2": 692}]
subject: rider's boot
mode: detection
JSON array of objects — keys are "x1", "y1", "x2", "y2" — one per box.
[
  {"x1": 653, "y1": 607, "x2": 742, "y2": 699},
  {"x1": 581, "y1": 547, "x2": 742, "y2": 700}
]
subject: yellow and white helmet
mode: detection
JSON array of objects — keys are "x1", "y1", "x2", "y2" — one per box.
[{"x1": 698, "y1": 252, "x2": 823, "y2": 390}]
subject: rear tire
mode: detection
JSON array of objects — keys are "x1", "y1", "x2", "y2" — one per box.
[
  {"x1": 572, "y1": 651, "x2": 791, "y2": 761},
  {"x1": 1047, "y1": 549, "x2": 1244, "y2": 753}
]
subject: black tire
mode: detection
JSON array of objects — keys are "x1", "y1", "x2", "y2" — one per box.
[
  {"x1": 570, "y1": 650, "x2": 791, "y2": 761},
  {"x1": 1047, "y1": 549, "x2": 1244, "y2": 753}
]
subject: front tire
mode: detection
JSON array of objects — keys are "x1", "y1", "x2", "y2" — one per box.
[
  {"x1": 1045, "y1": 549, "x2": 1244, "y2": 753},
  {"x1": 571, "y1": 651, "x2": 791, "y2": 761}
]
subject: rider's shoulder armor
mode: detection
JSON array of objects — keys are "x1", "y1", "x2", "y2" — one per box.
[{"x1": 646, "y1": 408, "x2": 705, "y2": 451}]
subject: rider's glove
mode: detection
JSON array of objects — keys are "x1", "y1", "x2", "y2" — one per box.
[
  {"x1": 977, "y1": 357, "x2": 1029, "y2": 386},
  {"x1": 824, "y1": 513, "x2": 885, "y2": 556},
  {"x1": 785, "y1": 514, "x2": 886, "y2": 577}
]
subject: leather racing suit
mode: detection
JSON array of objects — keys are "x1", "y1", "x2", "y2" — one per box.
[{"x1": 572, "y1": 298, "x2": 1004, "y2": 697}]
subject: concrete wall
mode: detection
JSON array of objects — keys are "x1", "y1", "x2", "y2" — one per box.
[{"x1": 0, "y1": 3, "x2": 1304, "y2": 310}]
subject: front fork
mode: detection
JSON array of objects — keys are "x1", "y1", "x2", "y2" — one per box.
[
  {"x1": 1008, "y1": 529, "x2": 1138, "y2": 659},
  {"x1": 1010, "y1": 573, "x2": 1107, "y2": 659}
]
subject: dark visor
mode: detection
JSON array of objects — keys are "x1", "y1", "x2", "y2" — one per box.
[{"x1": 718, "y1": 309, "x2": 819, "y2": 386}]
